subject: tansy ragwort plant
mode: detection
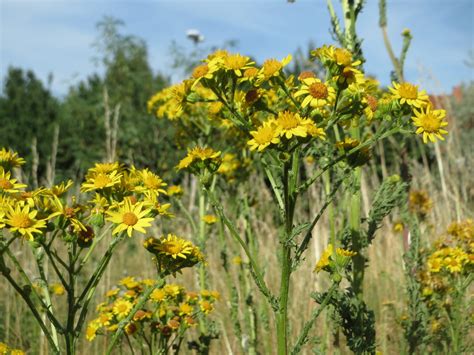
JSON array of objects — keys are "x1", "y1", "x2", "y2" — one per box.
[
  {"x1": 85, "y1": 276, "x2": 219, "y2": 354},
  {"x1": 147, "y1": 31, "x2": 446, "y2": 351},
  {"x1": 0, "y1": 149, "x2": 206, "y2": 354}
]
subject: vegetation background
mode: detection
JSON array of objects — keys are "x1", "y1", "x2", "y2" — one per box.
[{"x1": 0, "y1": 2, "x2": 473, "y2": 354}]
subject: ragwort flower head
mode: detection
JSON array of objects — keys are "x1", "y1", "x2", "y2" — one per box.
[
  {"x1": 5, "y1": 203, "x2": 47, "y2": 240},
  {"x1": 81, "y1": 170, "x2": 123, "y2": 193},
  {"x1": 176, "y1": 146, "x2": 221, "y2": 172},
  {"x1": 0, "y1": 167, "x2": 27, "y2": 194},
  {"x1": 247, "y1": 120, "x2": 280, "y2": 152},
  {"x1": 389, "y1": 82, "x2": 429, "y2": 108},
  {"x1": 106, "y1": 198, "x2": 154, "y2": 237},
  {"x1": 412, "y1": 106, "x2": 448, "y2": 143},
  {"x1": 294, "y1": 78, "x2": 336, "y2": 108},
  {"x1": 0, "y1": 148, "x2": 26, "y2": 171},
  {"x1": 221, "y1": 53, "x2": 254, "y2": 76},
  {"x1": 257, "y1": 55, "x2": 292, "y2": 83},
  {"x1": 275, "y1": 111, "x2": 309, "y2": 139}
]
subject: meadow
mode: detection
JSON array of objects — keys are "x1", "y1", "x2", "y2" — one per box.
[{"x1": 0, "y1": 1, "x2": 472, "y2": 354}]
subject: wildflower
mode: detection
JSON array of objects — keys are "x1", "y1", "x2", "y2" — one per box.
[
  {"x1": 199, "y1": 300, "x2": 214, "y2": 314},
  {"x1": 81, "y1": 171, "x2": 123, "y2": 192},
  {"x1": 179, "y1": 302, "x2": 193, "y2": 316},
  {"x1": 50, "y1": 283, "x2": 65, "y2": 296},
  {"x1": 119, "y1": 276, "x2": 140, "y2": 289},
  {"x1": 5, "y1": 203, "x2": 47, "y2": 240},
  {"x1": 135, "y1": 169, "x2": 167, "y2": 196},
  {"x1": 106, "y1": 288, "x2": 120, "y2": 298},
  {"x1": 314, "y1": 244, "x2": 333, "y2": 272},
  {"x1": 222, "y1": 53, "x2": 254, "y2": 76},
  {"x1": 239, "y1": 67, "x2": 259, "y2": 83},
  {"x1": 157, "y1": 234, "x2": 194, "y2": 259},
  {"x1": 247, "y1": 120, "x2": 280, "y2": 152},
  {"x1": 294, "y1": 78, "x2": 336, "y2": 108},
  {"x1": 202, "y1": 214, "x2": 218, "y2": 225},
  {"x1": 167, "y1": 185, "x2": 183, "y2": 197},
  {"x1": 113, "y1": 298, "x2": 133, "y2": 319},
  {"x1": 150, "y1": 288, "x2": 166, "y2": 302},
  {"x1": 164, "y1": 284, "x2": 182, "y2": 297},
  {"x1": 0, "y1": 167, "x2": 26, "y2": 193},
  {"x1": 275, "y1": 111, "x2": 309, "y2": 139},
  {"x1": 49, "y1": 180, "x2": 74, "y2": 197},
  {"x1": 258, "y1": 55, "x2": 292, "y2": 82},
  {"x1": 412, "y1": 106, "x2": 448, "y2": 143},
  {"x1": 0, "y1": 148, "x2": 26, "y2": 170},
  {"x1": 191, "y1": 62, "x2": 219, "y2": 87},
  {"x1": 177, "y1": 146, "x2": 221, "y2": 171},
  {"x1": 389, "y1": 82, "x2": 429, "y2": 108},
  {"x1": 86, "y1": 320, "x2": 101, "y2": 341},
  {"x1": 106, "y1": 198, "x2": 154, "y2": 237},
  {"x1": 428, "y1": 258, "x2": 443, "y2": 273},
  {"x1": 87, "y1": 162, "x2": 123, "y2": 176}
]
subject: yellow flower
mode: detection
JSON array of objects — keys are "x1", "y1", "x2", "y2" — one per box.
[
  {"x1": 5, "y1": 203, "x2": 47, "y2": 240},
  {"x1": 239, "y1": 67, "x2": 259, "y2": 83},
  {"x1": 389, "y1": 82, "x2": 429, "y2": 108},
  {"x1": 157, "y1": 234, "x2": 194, "y2": 259},
  {"x1": 0, "y1": 148, "x2": 26, "y2": 170},
  {"x1": 167, "y1": 185, "x2": 183, "y2": 197},
  {"x1": 294, "y1": 78, "x2": 336, "y2": 108},
  {"x1": 87, "y1": 162, "x2": 123, "y2": 176},
  {"x1": 199, "y1": 300, "x2": 214, "y2": 314},
  {"x1": 314, "y1": 244, "x2": 333, "y2": 272},
  {"x1": 113, "y1": 298, "x2": 133, "y2": 319},
  {"x1": 177, "y1": 146, "x2": 221, "y2": 171},
  {"x1": 119, "y1": 276, "x2": 140, "y2": 289},
  {"x1": 150, "y1": 288, "x2": 166, "y2": 302},
  {"x1": 427, "y1": 257, "x2": 442, "y2": 273},
  {"x1": 247, "y1": 120, "x2": 280, "y2": 152},
  {"x1": 179, "y1": 302, "x2": 193, "y2": 316},
  {"x1": 202, "y1": 214, "x2": 218, "y2": 225},
  {"x1": 106, "y1": 288, "x2": 120, "y2": 298},
  {"x1": 135, "y1": 169, "x2": 167, "y2": 196},
  {"x1": 336, "y1": 248, "x2": 357, "y2": 257},
  {"x1": 106, "y1": 198, "x2": 154, "y2": 237},
  {"x1": 258, "y1": 54, "x2": 292, "y2": 82},
  {"x1": 412, "y1": 106, "x2": 448, "y2": 143},
  {"x1": 221, "y1": 53, "x2": 254, "y2": 76},
  {"x1": 191, "y1": 62, "x2": 219, "y2": 87},
  {"x1": 86, "y1": 320, "x2": 101, "y2": 341},
  {"x1": 81, "y1": 170, "x2": 123, "y2": 192},
  {"x1": 50, "y1": 283, "x2": 65, "y2": 296},
  {"x1": 304, "y1": 121, "x2": 326, "y2": 140},
  {"x1": 275, "y1": 111, "x2": 309, "y2": 139},
  {"x1": 0, "y1": 167, "x2": 27, "y2": 193},
  {"x1": 164, "y1": 284, "x2": 182, "y2": 297}
]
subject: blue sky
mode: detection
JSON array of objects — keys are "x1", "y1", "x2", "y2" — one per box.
[{"x1": 1, "y1": 0, "x2": 473, "y2": 96}]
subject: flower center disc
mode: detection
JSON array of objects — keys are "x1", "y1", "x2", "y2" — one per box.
[
  {"x1": 192, "y1": 64, "x2": 209, "y2": 79},
  {"x1": 420, "y1": 114, "x2": 442, "y2": 132},
  {"x1": 122, "y1": 212, "x2": 138, "y2": 226},
  {"x1": 0, "y1": 178, "x2": 13, "y2": 190},
  {"x1": 399, "y1": 83, "x2": 418, "y2": 99},
  {"x1": 309, "y1": 83, "x2": 328, "y2": 99},
  {"x1": 11, "y1": 213, "x2": 32, "y2": 228}
]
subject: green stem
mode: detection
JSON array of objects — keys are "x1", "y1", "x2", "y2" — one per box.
[
  {"x1": 204, "y1": 187, "x2": 276, "y2": 310},
  {"x1": 106, "y1": 279, "x2": 165, "y2": 354},
  {"x1": 0, "y1": 256, "x2": 61, "y2": 354},
  {"x1": 291, "y1": 284, "x2": 338, "y2": 355}
]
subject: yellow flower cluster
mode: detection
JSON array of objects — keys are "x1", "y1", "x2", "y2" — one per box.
[
  {"x1": 176, "y1": 146, "x2": 221, "y2": 172},
  {"x1": 0, "y1": 148, "x2": 173, "y2": 242},
  {"x1": 314, "y1": 243, "x2": 357, "y2": 273},
  {"x1": 86, "y1": 277, "x2": 218, "y2": 343},
  {"x1": 144, "y1": 234, "x2": 204, "y2": 274},
  {"x1": 0, "y1": 342, "x2": 25, "y2": 355}
]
